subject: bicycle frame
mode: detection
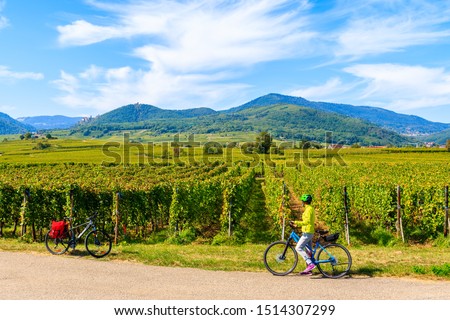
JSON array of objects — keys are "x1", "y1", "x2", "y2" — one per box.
[
  {"x1": 67, "y1": 218, "x2": 97, "y2": 246},
  {"x1": 287, "y1": 230, "x2": 337, "y2": 266}
]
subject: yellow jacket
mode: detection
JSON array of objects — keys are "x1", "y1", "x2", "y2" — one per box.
[{"x1": 294, "y1": 204, "x2": 315, "y2": 234}]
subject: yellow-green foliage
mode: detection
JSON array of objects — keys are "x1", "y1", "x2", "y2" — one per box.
[
  {"x1": 262, "y1": 166, "x2": 291, "y2": 237},
  {"x1": 0, "y1": 162, "x2": 256, "y2": 242},
  {"x1": 284, "y1": 161, "x2": 449, "y2": 240}
]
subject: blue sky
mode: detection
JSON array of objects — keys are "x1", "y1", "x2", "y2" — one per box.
[{"x1": 1, "y1": 0, "x2": 450, "y2": 123}]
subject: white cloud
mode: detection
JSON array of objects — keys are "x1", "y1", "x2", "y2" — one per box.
[
  {"x1": 0, "y1": 0, "x2": 8, "y2": 30},
  {"x1": 288, "y1": 63, "x2": 450, "y2": 114},
  {"x1": 131, "y1": 0, "x2": 314, "y2": 73},
  {"x1": 54, "y1": 0, "x2": 316, "y2": 111},
  {"x1": 58, "y1": 0, "x2": 315, "y2": 71},
  {"x1": 343, "y1": 63, "x2": 450, "y2": 111},
  {"x1": 335, "y1": 18, "x2": 450, "y2": 60},
  {"x1": 288, "y1": 77, "x2": 358, "y2": 102},
  {"x1": 53, "y1": 71, "x2": 79, "y2": 94},
  {"x1": 53, "y1": 0, "x2": 450, "y2": 116},
  {"x1": 330, "y1": 0, "x2": 450, "y2": 60},
  {"x1": 57, "y1": 20, "x2": 120, "y2": 46},
  {"x1": 53, "y1": 66, "x2": 251, "y2": 111},
  {"x1": 0, "y1": 65, "x2": 44, "y2": 81}
]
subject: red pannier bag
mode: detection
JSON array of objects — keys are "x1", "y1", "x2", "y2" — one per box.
[{"x1": 49, "y1": 221, "x2": 67, "y2": 239}]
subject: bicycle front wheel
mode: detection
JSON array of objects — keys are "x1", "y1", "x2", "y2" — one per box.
[
  {"x1": 316, "y1": 243, "x2": 352, "y2": 278},
  {"x1": 45, "y1": 230, "x2": 71, "y2": 255},
  {"x1": 85, "y1": 230, "x2": 112, "y2": 258},
  {"x1": 263, "y1": 241, "x2": 298, "y2": 276}
]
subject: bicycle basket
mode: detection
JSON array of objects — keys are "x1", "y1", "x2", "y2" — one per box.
[{"x1": 323, "y1": 233, "x2": 339, "y2": 242}]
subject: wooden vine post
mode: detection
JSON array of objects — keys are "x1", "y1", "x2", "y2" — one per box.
[
  {"x1": 343, "y1": 186, "x2": 350, "y2": 246},
  {"x1": 281, "y1": 182, "x2": 287, "y2": 241},
  {"x1": 228, "y1": 200, "x2": 232, "y2": 237},
  {"x1": 114, "y1": 192, "x2": 120, "y2": 245},
  {"x1": 69, "y1": 189, "x2": 74, "y2": 218},
  {"x1": 396, "y1": 186, "x2": 405, "y2": 243},
  {"x1": 20, "y1": 189, "x2": 29, "y2": 237},
  {"x1": 444, "y1": 186, "x2": 449, "y2": 237}
]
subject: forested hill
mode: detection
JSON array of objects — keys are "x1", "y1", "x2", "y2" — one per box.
[
  {"x1": 0, "y1": 112, "x2": 35, "y2": 134},
  {"x1": 93, "y1": 103, "x2": 217, "y2": 124},
  {"x1": 76, "y1": 102, "x2": 411, "y2": 146},
  {"x1": 229, "y1": 94, "x2": 450, "y2": 135},
  {"x1": 419, "y1": 128, "x2": 450, "y2": 145}
]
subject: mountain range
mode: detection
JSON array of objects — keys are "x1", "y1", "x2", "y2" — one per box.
[
  {"x1": 0, "y1": 113, "x2": 82, "y2": 134},
  {"x1": 17, "y1": 115, "x2": 83, "y2": 130},
  {"x1": 74, "y1": 93, "x2": 450, "y2": 145},
  {"x1": 1, "y1": 94, "x2": 449, "y2": 145},
  {"x1": 228, "y1": 94, "x2": 450, "y2": 135},
  {"x1": 81, "y1": 101, "x2": 410, "y2": 145}
]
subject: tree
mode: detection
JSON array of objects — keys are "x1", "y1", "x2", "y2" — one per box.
[
  {"x1": 33, "y1": 142, "x2": 51, "y2": 150},
  {"x1": 256, "y1": 131, "x2": 273, "y2": 154},
  {"x1": 446, "y1": 139, "x2": 450, "y2": 152}
]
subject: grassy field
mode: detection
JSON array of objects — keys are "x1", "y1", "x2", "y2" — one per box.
[
  {"x1": 0, "y1": 138, "x2": 108, "y2": 164},
  {"x1": 1, "y1": 135, "x2": 449, "y2": 165}
]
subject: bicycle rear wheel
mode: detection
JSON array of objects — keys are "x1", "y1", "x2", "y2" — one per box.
[
  {"x1": 85, "y1": 230, "x2": 112, "y2": 258},
  {"x1": 263, "y1": 241, "x2": 298, "y2": 276},
  {"x1": 45, "y1": 230, "x2": 71, "y2": 255},
  {"x1": 316, "y1": 243, "x2": 352, "y2": 278}
]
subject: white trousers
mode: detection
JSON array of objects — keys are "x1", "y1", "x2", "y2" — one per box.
[{"x1": 295, "y1": 232, "x2": 313, "y2": 265}]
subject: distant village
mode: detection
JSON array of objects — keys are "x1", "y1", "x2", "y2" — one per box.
[{"x1": 328, "y1": 142, "x2": 447, "y2": 149}]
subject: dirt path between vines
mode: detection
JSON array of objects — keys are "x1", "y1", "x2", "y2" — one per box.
[{"x1": 1, "y1": 251, "x2": 449, "y2": 300}]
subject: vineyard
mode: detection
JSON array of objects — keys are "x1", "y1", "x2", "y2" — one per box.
[
  {"x1": 0, "y1": 140, "x2": 449, "y2": 244},
  {"x1": 0, "y1": 162, "x2": 264, "y2": 243},
  {"x1": 282, "y1": 162, "x2": 450, "y2": 242}
]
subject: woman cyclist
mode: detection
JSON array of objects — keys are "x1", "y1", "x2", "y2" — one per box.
[{"x1": 290, "y1": 194, "x2": 315, "y2": 275}]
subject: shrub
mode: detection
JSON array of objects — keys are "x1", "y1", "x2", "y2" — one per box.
[
  {"x1": 211, "y1": 232, "x2": 242, "y2": 245},
  {"x1": 166, "y1": 228, "x2": 197, "y2": 245},
  {"x1": 33, "y1": 142, "x2": 51, "y2": 150},
  {"x1": 370, "y1": 227, "x2": 397, "y2": 246},
  {"x1": 433, "y1": 235, "x2": 450, "y2": 248}
]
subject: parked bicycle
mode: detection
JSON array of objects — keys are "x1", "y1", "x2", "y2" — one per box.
[
  {"x1": 45, "y1": 213, "x2": 112, "y2": 258},
  {"x1": 263, "y1": 226, "x2": 352, "y2": 278}
]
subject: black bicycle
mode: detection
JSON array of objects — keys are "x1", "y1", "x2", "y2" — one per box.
[
  {"x1": 45, "y1": 213, "x2": 112, "y2": 258},
  {"x1": 263, "y1": 227, "x2": 352, "y2": 278}
]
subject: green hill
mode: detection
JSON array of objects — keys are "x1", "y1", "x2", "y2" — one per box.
[
  {"x1": 93, "y1": 103, "x2": 217, "y2": 124},
  {"x1": 418, "y1": 129, "x2": 450, "y2": 145},
  {"x1": 231, "y1": 103, "x2": 410, "y2": 145},
  {"x1": 0, "y1": 112, "x2": 35, "y2": 134},
  {"x1": 76, "y1": 102, "x2": 411, "y2": 146},
  {"x1": 229, "y1": 94, "x2": 450, "y2": 135}
]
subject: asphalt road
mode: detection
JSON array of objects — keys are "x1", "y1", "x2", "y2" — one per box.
[{"x1": 1, "y1": 251, "x2": 450, "y2": 300}]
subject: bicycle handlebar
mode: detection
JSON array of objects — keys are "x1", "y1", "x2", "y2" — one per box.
[{"x1": 63, "y1": 213, "x2": 98, "y2": 222}]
